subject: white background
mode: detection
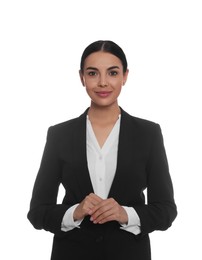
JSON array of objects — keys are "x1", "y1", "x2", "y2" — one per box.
[{"x1": 0, "y1": 0, "x2": 202, "y2": 259}]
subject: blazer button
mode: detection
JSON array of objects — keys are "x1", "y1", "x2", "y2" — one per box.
[{"x1": 95, "y1": 235, "x2": 103, "y2": 243}]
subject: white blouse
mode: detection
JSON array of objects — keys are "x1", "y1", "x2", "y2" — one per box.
[
  {"x1": 61, "y1": 115, "x2": 141, "y2": 235},
  {"x1": 86, "y1": 115, "x2": 120, "y2": 199}
]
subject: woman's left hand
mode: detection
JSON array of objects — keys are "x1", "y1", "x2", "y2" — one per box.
[{"x1": 89, "y1": 198, "x2": 128, "y2": 225}]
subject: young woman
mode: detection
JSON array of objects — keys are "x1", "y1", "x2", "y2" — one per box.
[{"x1": 28, "y1": 40, "x2": 177, "y2": 260}]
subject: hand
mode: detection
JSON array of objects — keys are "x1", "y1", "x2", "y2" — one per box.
[
  {"x1": 73, "y1": 193, "x2": 103, "y2": 221},
  {"x1": 89, "y1": 197, "x2": 128, "y2": 225}
]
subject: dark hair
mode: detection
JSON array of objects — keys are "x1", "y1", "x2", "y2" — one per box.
[{"x1": 80, "y1": 40, "x2": 128, "y2": 73}]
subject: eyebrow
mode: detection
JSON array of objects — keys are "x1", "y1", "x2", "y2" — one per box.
[{"x1": 86, "y1": 66, "x2": 120, "y2": 71}]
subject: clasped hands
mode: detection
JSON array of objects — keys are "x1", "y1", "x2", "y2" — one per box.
[{"x1": 73, "y1": 193, "x2": 128, "y2": 225}]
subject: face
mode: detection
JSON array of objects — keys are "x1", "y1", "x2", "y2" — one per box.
[{"x1": 80, "y1": 51, "x2": 128, "y2": 109}]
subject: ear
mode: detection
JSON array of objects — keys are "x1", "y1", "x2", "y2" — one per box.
[
  {"x1": 79, "y1": 70, "x2": 85, "y2": 86},
  {"x1": 123, "y1": 69, "x2": 129, "y2": 85}
]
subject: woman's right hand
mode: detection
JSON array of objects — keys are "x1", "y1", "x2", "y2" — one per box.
[{"x1": 73, "y1": 193, "x2": 103, "y2": 221}]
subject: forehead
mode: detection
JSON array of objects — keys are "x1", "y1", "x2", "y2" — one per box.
[{"x1": 84, "y1": 51, "x2": 123, "y2": 69}]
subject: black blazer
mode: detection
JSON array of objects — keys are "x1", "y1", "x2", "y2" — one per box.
[{"x1": 28, "y1": 108, "x2": 177, "y2": 260}]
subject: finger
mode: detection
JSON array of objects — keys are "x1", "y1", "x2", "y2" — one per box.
[
  {"x1": 93, "y1": 203, "x2": 128, "y2": 224},
  {"x1": 90, "y1": 201, "x2": 114, "y2": 220},
  {"x1": 90, "y1": 198, "x2": 115, "y2": 215},
  {"x1": 91, "y1": 208, "x2": 115, "y2": 224},
  {"x1": 96, "y1": 212, "x2": 116, "y2": 224},
  {"x1": 84, "y1": 193, "x2": 103, "y2": 214},
  {"x1": 88, "y1": 193, "x2": 103, "y2": 204}
]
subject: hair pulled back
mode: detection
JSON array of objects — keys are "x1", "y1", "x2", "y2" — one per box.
[{"x1": 80, "y1": 40, "x2": 128, "y2": 73}]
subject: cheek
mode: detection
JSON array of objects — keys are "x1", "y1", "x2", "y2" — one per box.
[
  {"x1": 116, "y1": 86, "x2": 123, "y2": 95},
  {"x1": 112, "y1": 80, "x2": 124, "y2": 90},
  {"x1": 85, "y1": 87, "x2": 94, "y2": 98},
  {"x1": 115, "y1": 84, "x2": 123, "y2": 96},
  {"x1": 85, "y1": 78, "x2": 97, "y2": 88},
  {"x1": 110, "y1": 76, "x2": 124, "y2": 86}
]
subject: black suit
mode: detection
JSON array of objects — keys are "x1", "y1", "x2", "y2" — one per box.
[{"x1": 28, "y1": 108, "x2": 177, "y2": 260}]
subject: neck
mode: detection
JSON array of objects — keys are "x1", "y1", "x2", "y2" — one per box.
[{"x1": 88, "y1": 103, "x2": 121, "y2": 123}]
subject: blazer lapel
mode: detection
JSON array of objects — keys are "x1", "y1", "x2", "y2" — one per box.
[
  {"x1": 108, "y1": 109, "x2": 137, "y2": 201},
  {"x1": 71, "y1": 109, "x2": 94, "y2": 198}
]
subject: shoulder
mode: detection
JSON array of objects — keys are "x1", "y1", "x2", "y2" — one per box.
[
  {"x1": 121, "y1": 108, "x2": 160, "y2": 132},
  {"x1": 121, "y1": 108, "x2": 164, "y2": 146},
  {"x1": 50, "y1": 117, "x2": 80, "y2": 131},
  {"x1": 47, "y1": 109, "x2": 88, "y2": 138}
]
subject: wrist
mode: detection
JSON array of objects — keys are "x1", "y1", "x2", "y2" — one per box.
[
  {"x1": 73, "y1": 205, "x2": 85, "y2": 221},
  {"x1": 119, "y1": 206, "x2": 128, "y2": 224}
]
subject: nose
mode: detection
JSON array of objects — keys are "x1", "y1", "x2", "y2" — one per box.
[{"x1": 98, "y1": 75, "x2": 108, "y2": 87}]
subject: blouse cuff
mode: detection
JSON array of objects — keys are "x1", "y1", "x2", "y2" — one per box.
[
  {"x1": 61, "y1": 204, "x2": 83, "y2": 232},
  {"x1": 120, "y1": 206, "x2": 141, "y2": 235}
]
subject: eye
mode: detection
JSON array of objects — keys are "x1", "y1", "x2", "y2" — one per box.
[
  {"x1": 88, "y1": 71, "x2": 97, "y2": 76},
  {"x1": 109, "y1": 70, "x2": 118, "y2": 76}
]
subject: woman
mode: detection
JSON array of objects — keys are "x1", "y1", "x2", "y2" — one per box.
[{"x1": 27, "y1": 40, "x2": 177, "y2": 260}]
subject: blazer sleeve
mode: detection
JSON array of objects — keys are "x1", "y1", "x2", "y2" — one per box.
[
  {"x1": 27, "y1": 127, "x2": 69, "y2": 234},
  {"x1": 135, "y1": 124, "x2": 177, "y2": 235}
]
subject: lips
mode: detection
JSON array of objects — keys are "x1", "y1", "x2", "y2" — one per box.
[{"x1": 95, "y1": 91, "x2": 112, "y2": 97}]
